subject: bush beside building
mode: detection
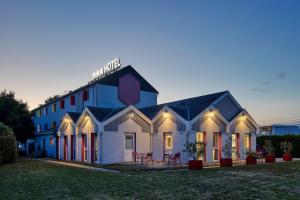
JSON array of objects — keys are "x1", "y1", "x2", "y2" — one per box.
[
  {"x1": 0, "y1": 122, "x2": 17, "y2": 164},
  {"x1": 257, "y1": 135, "x2": 300, "y2": 158}
]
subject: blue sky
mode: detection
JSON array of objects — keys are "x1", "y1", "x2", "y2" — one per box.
[{"x1": 0, "y1": 0, "x2": 299, "y2": 125}]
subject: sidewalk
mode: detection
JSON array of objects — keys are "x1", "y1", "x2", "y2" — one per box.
[{"x1": 41, "y1": 159, "x2": 120, "y2": 173}]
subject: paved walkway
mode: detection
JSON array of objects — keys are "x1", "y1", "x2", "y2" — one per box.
[{"x1": 41, "y1": 160, "x2": 120, "y2": 173}]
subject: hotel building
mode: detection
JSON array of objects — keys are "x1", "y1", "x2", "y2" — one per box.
[{"x1": 33, "y1": 63, "x2": 259, "y2": 164}]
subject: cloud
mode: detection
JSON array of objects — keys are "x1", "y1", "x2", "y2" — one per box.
[
  {"x1": 276, "y1": 72, "x2": 287, "y2": 79},
  {"x1": 251, "y1": 72, "x2": 287, "y2": 93}
]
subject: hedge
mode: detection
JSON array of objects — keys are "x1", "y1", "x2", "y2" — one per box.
[
  {"x1": 0, "y1": 135, "x2": 17, "y2": 164},
  {"x1": 257, "y1": 135, "x2": 300, "y2": 158}
]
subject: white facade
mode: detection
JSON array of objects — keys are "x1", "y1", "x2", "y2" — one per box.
[{"x1": 57, "y1": 98, "x2": 259, "y2": 165}]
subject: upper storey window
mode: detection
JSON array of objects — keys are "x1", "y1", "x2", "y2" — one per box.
[
  {"x1": 37, "y1": 109, "x2": 41, "y2": 117},
  {"x1": 44, "y1": 107, "x2": 48, "y2": 115},
  {"x1": 70, "y1": 95, "x2": 75, "y2": 105},
  {"x1": 52, "y1": 103, "x2": 56, "y2": 112},
  {"x1": 83, "y1": 90, "x2": 89, "y2": 101},
  {"x1": 60, "y1": 99, "x2": 65, "y2": 109}
]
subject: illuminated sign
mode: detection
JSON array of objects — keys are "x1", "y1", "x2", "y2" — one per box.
[{"x1": 93, "y1": 58, "x2": 121, "y2": 80}]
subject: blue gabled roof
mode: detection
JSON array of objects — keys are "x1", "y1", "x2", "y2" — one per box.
[
  {"x1": 87, "y1": 106, "x2": 127, "y2": 122},
  {"x1": 141, "y1": 91, "x2": 228, "y2": 120},
  {"x1": 67, "y1": 112, "x2": 81, "y2": 123}
]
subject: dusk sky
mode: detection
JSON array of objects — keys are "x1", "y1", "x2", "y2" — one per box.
[{"x1": 0, "y1": 0, "x2": 299, "y2": 125}]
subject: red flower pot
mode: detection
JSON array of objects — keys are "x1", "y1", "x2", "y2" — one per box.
[
  {"x1": 283, "y1": 153, "x2": 293, "y2": 161},
  {"x1": 265, "y1": 155, "x2": 276, "y2": 163},
  {"x1": 189, "y1": 160, "x2": 203, "y2": 170},
  {"x1": 246, "y1": 156, "x2": 257, "y2": 165},
  {"x1": 220, "y1": 158, "x2": 233, "y2": 167}
]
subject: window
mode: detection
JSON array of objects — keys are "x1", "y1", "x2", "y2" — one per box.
[
  {"x1": 232, "y1": 134, "x2": 237, "y2": 160},
  {"x1": 52, "y1": 103, "x2": 56, "y2": 112},
  {"x1": 70, "y1": 95, "x2": 75, "y2": 105},
  {"x1": 50, "y1": 137, "x2": 54, "y2": 145},
  {"x1": 196, "y1": 132, "x2": 205, "y2": 160},
  {"x1": 165, "y1": 134, "x2": 173, "y2": 150},
  {"x1": 37, "y1": 125, "x2": 41, "y2": 133},
  {"x1": 60, "y1": 99, "x2": 65, "y2": 109},
  {"x1": 83, "y1": 90, "x2": 89, "y2": 101},
  {"x1": 125, "y1": 135, "x2": 134, "y2": 149},
  {"x1": 44, "y1": 107, "x2": 48, "y2": 115},
  {"x1": 244, "y1": 134, "x2": 250, "y2": 151},
  {"x1": 212, "y1": 132, "x2": 219, "y2": 161},
  {"x1": 37, "y1": 109, "x2": 41, "y2": 117},
  {"x1": 44, "y1": 124, "x2": 48, "y2": 131},
  {"x1": 52, "y1": 121, "x2": 57, "y2": 129}
]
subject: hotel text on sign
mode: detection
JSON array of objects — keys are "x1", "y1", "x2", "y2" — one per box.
[{"x1": 93, "y1": 58, "x2": 121, "y2": 80}]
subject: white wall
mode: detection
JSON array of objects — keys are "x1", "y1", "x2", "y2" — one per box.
[
  {"x1": 153, "y1": 116, "x2": 187, "y2": 163},
  {"x1": 101, "y1": 118, "x2": 151, "y2": 164},
  {"x1": 77, "y1": 116, "x2": 97, "y2": 163},
  {"x1": 234, "y1": 120, "x2": 256, "y2": 158},
  {"x1": 200, "y1": 117, "x2": 223, "y2": 163}
]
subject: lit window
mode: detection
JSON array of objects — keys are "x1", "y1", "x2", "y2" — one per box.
[
  {"x1": 165, "y1": 134, "x2": 173, "y2": 150},
  {"x1": 52, "y1": 103, "x2": 56, "y2": 112},
  {"x1": 244, "y1": 134, "x2": 250, "y2": 151},
  {"x1": 196, "y1": 132, "x2": 204, "y2": 160},
  {"x1": 50, "y1": 137, "x2": 54, "y2": 145},
  {"x1": 212, "y1": 132, "x2": 219, "y2": 161}
]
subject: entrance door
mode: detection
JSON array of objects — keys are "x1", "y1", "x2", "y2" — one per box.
[
  {"x1": 70, "y1": 135, "x2": 74, "y2": 161},
  {"x1": 82, "y1": 134, "x2": 87, "y2": 161},
  {"x1": 232, "y1": 134, "x2": 237, "y2": 160},
  {"x1": 64, "y1": 136, "x2": 68, "y2": 160},
  {"x1": 124, "y1": 133, "x2": 135, "y2": 162},
  {"x1": 163, "y1": 132, "x2": 173, "y2": 157},
  {"x1": 196, "y1": 132, "x2": 205, "y2": 161}
]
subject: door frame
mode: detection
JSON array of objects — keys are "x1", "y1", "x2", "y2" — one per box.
[{"x1": 124, "y1": 132, "x2": 136, "y2": 161}]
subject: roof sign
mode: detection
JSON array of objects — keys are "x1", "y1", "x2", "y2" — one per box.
[{"x1": 93, "y1": 58, "x2": 121, "y2": 80}]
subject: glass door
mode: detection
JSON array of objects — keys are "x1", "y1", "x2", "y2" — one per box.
[
  {"x1": 212, "y1": 132, "x2": 219, "y2": 161},
  {"x1": 196, "y1": 132, "x2": 205, "y2": 161},
  {"x1": 124, "y1": 133, "x2": 135, "y2": 162}
]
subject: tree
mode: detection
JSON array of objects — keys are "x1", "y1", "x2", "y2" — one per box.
[
  {"x1": 45, "y1": 94, "x2": 60, "y2": 104},
  {"x1": 0, "y1": 122, "x2": 14, "y2": 136},
  {"x1": 0, "y1": 90, "x2": 34, "y2": 142}
]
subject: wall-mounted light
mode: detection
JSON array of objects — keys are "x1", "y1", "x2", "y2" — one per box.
[
  {"x1": 129, "y1": 112, "x2": 134, "y2": 118},
  {"x1": 241, "y1": 114, "x2": 246, "y2": 121},
  {"x1": 208, "y1": 109, "x2": 215, "y2": 117},
  {"x1": 163, "y1": 110, "x2": 168, "y2": 117}
]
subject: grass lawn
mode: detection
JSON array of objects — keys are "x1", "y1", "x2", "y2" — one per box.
[{"x1": 1, "y1": 160, "x2": 300, "y2": 199}]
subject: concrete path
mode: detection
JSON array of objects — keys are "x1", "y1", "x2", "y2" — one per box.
[{"x1": 41, "y1": 160, "x2": 120, "y2": 173}]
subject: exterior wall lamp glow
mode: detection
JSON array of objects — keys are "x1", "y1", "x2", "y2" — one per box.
[{"x1": 129, "y1": 112, "x2": 134, "y2": 118}]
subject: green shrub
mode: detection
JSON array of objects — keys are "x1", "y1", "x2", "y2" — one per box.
[
  {"x1": 257, "y1": 135, "x2": 300, "y2": 158},
  {"x1": 0, "y1": 122, "x2": 17, "y2": 164}
]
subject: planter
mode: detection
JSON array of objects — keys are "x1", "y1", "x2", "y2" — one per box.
[
  {"x1": 283, "y1": 153, "x2": 293, "y2": 161},
  {"x1": 265, "y1": 155, "x2": 276, "y2": 163},
  {"x1": 246, "y1": 156, "x2": 257, "y2": 165},
  {"x1": 220, "y1": 158, "x2": 232, "y2": 167},
  {"x1": 188, "y1": 160, "x2": 203, "y2": 170}
]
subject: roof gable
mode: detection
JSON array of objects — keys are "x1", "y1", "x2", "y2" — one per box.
[{"x1": 141, "y1": 91, "x2": 228, "y2": 120}]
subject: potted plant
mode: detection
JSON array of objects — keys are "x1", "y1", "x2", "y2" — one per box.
[
  {"x1": 183, "y1": 141, "x2": 205, "y2": 170},
  {"x1": 220, "y1": 137, "x2": 233, "y2": 167},
  {"x1": 280, "y1": 142, "x2": 293, "y2": 161},
  {"x1": 246, "y1": 151, "x2": 257, "y2": 165},
  {"x1": 263, "y1": 140, "x2": 275, "y2": 163}
]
